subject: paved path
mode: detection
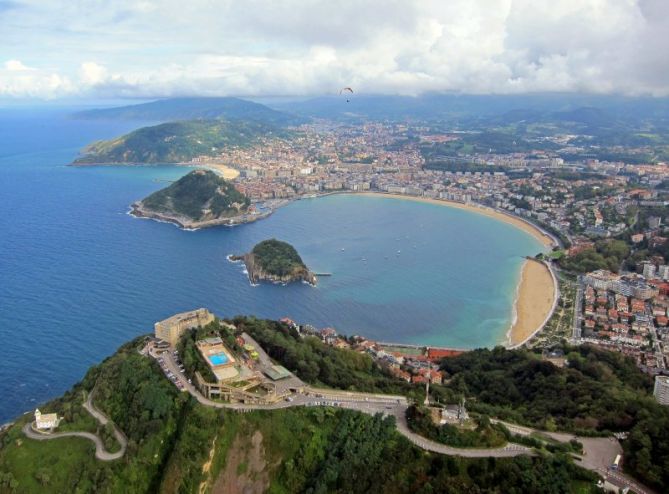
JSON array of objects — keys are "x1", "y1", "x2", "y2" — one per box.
[
  {"x1": 492, "y1": 419, "x2": 656, "y2": 494},
  {"x1": 157, "y1": 347, "x2": 532, "y2": 458},
  {"x1": 152, "y1": 343, "x2": 657, "y2": 490},
  {"x1": 22, "y1": 391, "x2": 127, "y2": 462}
]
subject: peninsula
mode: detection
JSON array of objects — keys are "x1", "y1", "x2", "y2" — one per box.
[
  {"x1": 230, "y1": 239, "x2": 317, "y2": 285},
  {"x1": 130, "y1": 169, "x2": 256, "y2": 229},
  {"x1": 72, "y1": 118, "x2": 285, "y2": 165}
]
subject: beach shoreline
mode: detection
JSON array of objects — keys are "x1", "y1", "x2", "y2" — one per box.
[{"x1": 506, "y1": 259, "x2": 558, "y2": 347}]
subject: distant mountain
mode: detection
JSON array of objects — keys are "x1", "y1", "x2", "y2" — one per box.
[
  {"x1": 73, "y1": 119, "x2": 286, "y2": 164},
  {"x1": 74, "y1": 97, "x2": 306, "y2": 126},
  {"x1": 271, "y1": 93, "x2": 669, "y2": 127}
]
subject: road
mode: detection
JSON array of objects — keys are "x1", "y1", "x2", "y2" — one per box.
[
  {"x1": 573, "y1": 275, "x2": 583, "y2": 340},
  {"x1": 157, "y1": 347, "x2": 536, "y2": 458},
  {"x1": 22, "y1": 390, "x2": 127, "y2": 461},
  {"x1": 492, "y1": 420, "x2": 656, "y2": 494},
  {"x1": 152, "y1": 342, "x2": 657, "y2": 491}
]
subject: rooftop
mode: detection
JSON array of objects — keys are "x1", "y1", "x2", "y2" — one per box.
[{"x1": 264, "y1": 365, "x2": 292, "y2": 381}]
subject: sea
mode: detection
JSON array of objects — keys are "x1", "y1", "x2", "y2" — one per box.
[{"x1": 0, "y1": 108, "x2": 544, "y2": 423}]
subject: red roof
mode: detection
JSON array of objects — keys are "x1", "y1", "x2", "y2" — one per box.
[{"x1": 427, "y1": 348, "x2": 465, "y2": 360}]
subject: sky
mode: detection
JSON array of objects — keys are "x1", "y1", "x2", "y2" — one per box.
[{"x1": 1, "y1": 0, "x2": 668, "y2": 100}]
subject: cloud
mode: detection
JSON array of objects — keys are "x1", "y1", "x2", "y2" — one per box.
[
  {"x1": 0, "y1": 0, "x2": 668, "y2": 99},
  {"x1": 4, "y1": 60, "x2": 33, "y2": 71}
]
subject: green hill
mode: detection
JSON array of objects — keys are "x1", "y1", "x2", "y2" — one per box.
[
  {"x1": 235, "y1": 239, "x2": 317, "y2": 285},
  {"x1": 73, "y1": 119, "x2": 284, "y2": 164},
  {"x1": 73, "y1": 97, "x2": 305, "y2": 126},
  {"x1": 252, "y1": 239, "x2": 307, "y2": 277},
  {"x1": 137, "y1": 169, "x2": 250, "y2": 223},
  {"x1": 0, "y1": 319, "x2": 602, "y2": 494}
]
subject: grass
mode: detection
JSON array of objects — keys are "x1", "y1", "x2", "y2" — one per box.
[{"x1": 1, "y1": 426, "x2": 97, "y2": 493}]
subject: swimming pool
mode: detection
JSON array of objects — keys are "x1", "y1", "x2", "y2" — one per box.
[{"x1": 208, "y1": 352, "x2": 229, "y2": 366}]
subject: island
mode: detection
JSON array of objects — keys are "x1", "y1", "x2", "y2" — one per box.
[
  {"x1": 230, "y1": 239, "x2": 317, "y2": 285},
  {"x1": 130, "y1": 169, "x2": 258, "y2": 229}
]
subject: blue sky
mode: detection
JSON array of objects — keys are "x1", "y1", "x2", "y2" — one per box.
[{"x1": 1, "y1": 0, "x2": 668, "y2": 100}]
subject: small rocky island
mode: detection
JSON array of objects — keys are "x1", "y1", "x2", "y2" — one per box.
[
  {"x1": 230, "y1": 239, "x2": 317, "y2": 286},
  {"x1": 131, "y1": 169, "x2": 258, "y2": 229}
]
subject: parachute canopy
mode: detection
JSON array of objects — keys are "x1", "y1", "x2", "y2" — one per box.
[{"x1": 339, "y1": 87, "x2": 353, "y2": 102}]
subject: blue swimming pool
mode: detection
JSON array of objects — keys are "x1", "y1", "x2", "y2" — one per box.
[{"x1": 208, "y1": 352, "x2": 229, "y2": 366}]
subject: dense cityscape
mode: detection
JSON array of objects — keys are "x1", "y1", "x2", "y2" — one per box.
[{"x1": 188, "y1": 120, "x2": 669, "y2": 381}]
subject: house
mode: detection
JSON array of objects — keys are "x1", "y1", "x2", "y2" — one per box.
[{"x1": 34, "y1": 409, "x2": 60, "y2": 430}]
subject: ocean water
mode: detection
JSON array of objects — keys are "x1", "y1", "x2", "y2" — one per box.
[{"x1": 0, "y1": 108, "x2": 543, "y2": 423}]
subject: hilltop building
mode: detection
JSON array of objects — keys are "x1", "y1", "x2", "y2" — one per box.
[
  {"x1": 154, "y1": 308, "x2": 214, "y2": 346},
  {"x1": 654, "y1": 376, "x2": 669, "y2": 405},
  {"x1": 34, "y1": 409, "x2": 60, "y2": 430},
  {"x1": 196, "y1": 337, "x2": 239, "y2": 382}
]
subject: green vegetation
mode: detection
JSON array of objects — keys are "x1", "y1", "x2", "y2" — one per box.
[
  {"x1": 234, "y1": 316, "x2": 416, "y2": 397},
  {"x1": 406, "y1": 405, "x2": 507, "y2": 448},
  {"x1": 74, "y1": 119, "x2": 284, "y2": 164},
  {"x1": 437, "y1": 344, "x2": 669, "y2": 491},
  {"x1": 250, "y1": 239, "x2": 308, "y2": 277},
  {"x1": 0, "y1": 329, "x2": 603, "y2": 494},
  {"x1": 0, "y1": 337, "x2": 188, "y2": 493},
  {"x1": 559, "y1": 239, "x2": 630, "y2": 273},
  {"x1": 439, "y1": 344, "x2": 653, "y2": 433},
  {"x1": 140, "y1": 169, "x2": 250, "y2": 220}
]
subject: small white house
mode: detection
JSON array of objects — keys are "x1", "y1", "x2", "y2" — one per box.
[{"x1": 34, "y1": 409, "x2": 60, "y2": 430}]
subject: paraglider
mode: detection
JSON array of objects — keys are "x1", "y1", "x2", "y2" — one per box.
[{"x1": 339, "y1": 87, "x2": 353, "y2": 102}]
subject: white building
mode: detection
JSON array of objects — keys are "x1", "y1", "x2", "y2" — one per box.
[
  {"x1": 654, "y1": 376, "x2": 669, "y2": 405},
  {"x1": 658, "y1": 265, "x2": 669, "y2": 281},
  {"x1": 642, "y1": 263, "x2": 656, "y2": 279},
  {"x1": 34, "y1": 409, "x2": 60, "y2": 430}
]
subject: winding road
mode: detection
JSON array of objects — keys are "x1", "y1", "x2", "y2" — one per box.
[
  {"x1": 154, "y1": 336, "x2": 656, "y2": 492},
  {"x1": 22, "y1": 390, "x2": 127, "y2": 462}
]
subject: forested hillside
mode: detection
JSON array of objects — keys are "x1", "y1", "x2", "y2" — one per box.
[{"x1": 73, "y1": 119, "x2": 285, "y2": 164}]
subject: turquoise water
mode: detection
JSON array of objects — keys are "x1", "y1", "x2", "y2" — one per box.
[
  {"x1": 0, "y1": 108, "x2": 543, "y2": 422},
  {"x1": 209, "y1": 353, "x2": 230, "y2": 366}
]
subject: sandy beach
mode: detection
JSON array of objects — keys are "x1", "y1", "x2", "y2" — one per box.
[
  {"x1": 192, "y1": 163, "x2": 240, "y2": 180},
  {"x1": 354, "y1": 192, "x2": 556, "y2": 248},
  {"x1": 508, "y1": 259, "x2": 557, "y2": 347}
]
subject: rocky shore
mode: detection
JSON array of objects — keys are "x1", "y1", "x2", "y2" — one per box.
[
  {"x1": 130, "y1": 201, "x2": 271, "y2": 230},
  {"x1": 229, "y1": 252, "x2": 317, "y2": 286}
]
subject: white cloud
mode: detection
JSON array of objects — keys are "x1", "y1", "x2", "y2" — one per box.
[
  {"x1": 0, "y1": 0, "x2": 668, "y2": 99},
  {"x1": 4, "y1": 60, "x2": 33, "y2": 71}
]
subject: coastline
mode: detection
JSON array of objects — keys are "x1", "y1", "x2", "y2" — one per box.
[
  {"x1": 351, "y1": 192, "x2": 556, "y2": 249},
  {"x1": 70, "y1": 160, "x2": 240, "y2": 180},
  {"x1": 129, "y1": 202, "x2": 273, "y2": 229},
  {"x1": 507, "y1": 259, "x2": 557, "y2": 347}
]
